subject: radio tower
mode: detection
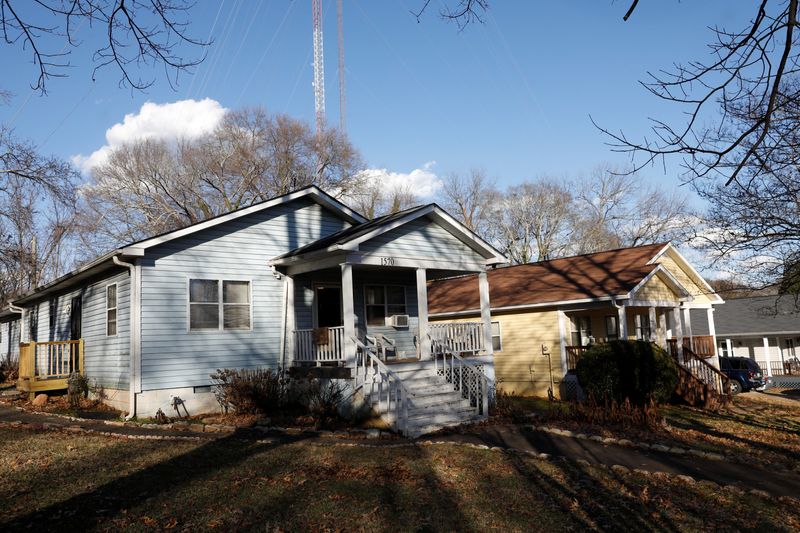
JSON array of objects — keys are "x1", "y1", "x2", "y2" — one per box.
[
  {"x1": 312, "y1": 0, "x2": 326, "y2": 137},
  {"x1": 337, "y1": 0, "x2": 346, "y2": 132}
]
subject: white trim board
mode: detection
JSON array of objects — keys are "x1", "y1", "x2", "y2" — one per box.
[{"x1": 122, "y1": 187, "x2": 366, "y2": 255}]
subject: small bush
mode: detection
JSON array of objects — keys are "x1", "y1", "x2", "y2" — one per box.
[
  {"x1": 67, "y1": 372, "x2": 89, "y2": 409},
  {"x1": 575, "y1": 341, "x2": 678, "y2": 406},
  {"x1": 491, "y1": 386, "x2": 525, "y2": 421},
  {"x1": 210, "y1": 368, "x2": 287, "y2": 415},
  {"x1": 0, "y1": 358, "x2": 19, "y2": 383},
  {"x1": 305, "y1": 379, "x2": 345, "y2": 429},
  {"x1": 554, "y1": 396, "x2": 663, "y2": 430}
]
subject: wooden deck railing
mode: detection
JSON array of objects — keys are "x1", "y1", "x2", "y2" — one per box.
[
  {"x1": 676, "y1": 345, "x2": 731, "y2": 398},
  {"x1": 293, "y1": 327, "x2": 346, "y2": 363},
  {"x1": 770, "y1": 359, "x2": 800, "y2": 376},
  {"x1": 667, "y1": 336, "x2": 716, "y2": 359},
  {"x1": 17, "y1": 340, "x2": 84, "y2": 395},
  {"x1": 565, "y1": 345, "x2": 588, "y2": 371},
  {"x1": 429, "y1": 322, "x2": 484, "y2": 355}
]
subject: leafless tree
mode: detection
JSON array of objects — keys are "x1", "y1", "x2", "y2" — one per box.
[
  {"x1": 570, "y1": 166, "x2": 691, "y2": 254},
  {"x1": 0, "y1": 128, "x2": 77, "y2": 301},
  {"x1": 78, "y1": 108, "x2": 364, "y2": 250},
  {"x1": 439, "y1": 169, "x2": 499, "y2": 237},
  {"x1": 346, "y1": 175, "x2": 420, "y2": 219},
  {"x1": 1, "y1": 0, "x2": 208, "y2": 93},
  {"x1": 496, "y1": 179, "x2": 573, "y2": 263}
]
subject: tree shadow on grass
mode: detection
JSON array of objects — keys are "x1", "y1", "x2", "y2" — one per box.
[{"x1": 1, "y1": 431, "x2": 313, "y2": 531}]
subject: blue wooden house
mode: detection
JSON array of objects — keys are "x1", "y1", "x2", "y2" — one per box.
[{"x1": 3, "y1": 186, "x2": 506, "y2": 436}]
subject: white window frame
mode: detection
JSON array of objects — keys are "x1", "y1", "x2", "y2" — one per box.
[
  {"x1": 363, "y1": 285, "x2": 407, "y2": 327},
  {"x1": 187, "y1": 277, "x2": 253, "y2": 332},
  {"x1": 106, "y1": 283, "x2": 118, "y2": 337},
  {"x1": 605, "y1": 315, "x2": 618, "y2": 340},
  {"x1": 634, "y1": 313, "x2": 652, "y2": 341},
  {"x1": 491, "y1": 320, "x2": 502, "y2": 352}
]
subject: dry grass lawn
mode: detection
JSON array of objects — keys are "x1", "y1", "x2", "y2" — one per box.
[{"x1": 1, "y1": 426, "x2": 798, "y2": 532}]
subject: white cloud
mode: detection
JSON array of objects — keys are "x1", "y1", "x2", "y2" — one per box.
[
  {"x1": 357, "y1": 161, "x2": 443, "y2": 199},
  {"x1": 72, "y1": 98, "x2": 228, "y2": 174}
]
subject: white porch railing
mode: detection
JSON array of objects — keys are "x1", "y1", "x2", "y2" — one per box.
[
  {"x1": 353, "y1": 337, "x2": 413, "y2": 434},
  {"x1": 432, "y1": 341, "x2": 490, "y2": 416},
  {"x1": 429, "y1": 322, "x2": 485, "y2": 355},
  {"x1": 293, "y1": 326, "x2": 346, "y2": 363}
]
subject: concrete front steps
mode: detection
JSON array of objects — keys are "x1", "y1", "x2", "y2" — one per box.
[{"x1": 365, "y1": 361, "x2": 485, "y2": 438}]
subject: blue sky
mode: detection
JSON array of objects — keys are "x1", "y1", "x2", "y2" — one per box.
[{"x1": 0, "y1": 1, "x2": 754, "y2": 198}]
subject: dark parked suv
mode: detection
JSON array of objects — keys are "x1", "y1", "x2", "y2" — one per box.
[{"x1": 719, "y1": 357, "x2": 766, "y2": 394}]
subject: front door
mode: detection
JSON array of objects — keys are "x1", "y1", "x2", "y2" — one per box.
[{"x1": 315, "y1": 286, "x2": 342, "y2": 328}]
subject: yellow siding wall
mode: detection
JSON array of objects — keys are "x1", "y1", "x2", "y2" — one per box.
[
  {"x1": 432, "y1": 311, "x2": 564, "y2": 398},
  {"x1": 657, "y1": 254, "x2": 713, "y2": 304},
  {"x1": 636, "y1": 273, "x2": 680, "y2": 302}
]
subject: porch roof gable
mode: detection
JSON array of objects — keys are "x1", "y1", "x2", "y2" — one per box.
[{"x1": 269, "y1": 203, "x2": 508, "y2": 267}]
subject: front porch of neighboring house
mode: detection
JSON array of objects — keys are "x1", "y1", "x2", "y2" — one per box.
[
  {"x1": 563, "y1": 304, "x2": 716, "y2": 371},
  {"x1": 16, "y1": 339, "x2": 85, "y2": 399}
]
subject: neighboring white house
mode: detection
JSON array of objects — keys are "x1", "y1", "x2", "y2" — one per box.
[
  {"x1": 4, "y1": 186, "x2": 507, "y2": 437},
  {"x1": 692, "y1": 295, "x2": 800, "y2": 377}
]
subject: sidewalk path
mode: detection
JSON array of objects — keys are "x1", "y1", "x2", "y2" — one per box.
[{"x1": 434, "y1": 424, "x2": 800, "y2": 497}]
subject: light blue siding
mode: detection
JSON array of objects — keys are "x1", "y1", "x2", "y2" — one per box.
[
  {"x1": 360, "y1": 218, "x2": 487, "y2": 264},
  {"x1": 1, "y1": 318, "x2": 20, "y2": 363},
  {"x1": 139, "y1": 198, "x2": 350, "y2": 390},
  {"x1": 19, "y1": 270, "x2": 131, "y2": 389},
  {"x1": 83, "y1": 271, "x2": 131, "y2": 389}
]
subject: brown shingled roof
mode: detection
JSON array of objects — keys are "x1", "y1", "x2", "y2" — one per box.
[{"x1": 427, "y1": 243, "x2": 667, "y2": 314}]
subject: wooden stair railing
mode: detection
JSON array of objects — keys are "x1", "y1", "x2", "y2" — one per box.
[{"x1": 673, "y1": 344, "x2": 731, "y2": 408}]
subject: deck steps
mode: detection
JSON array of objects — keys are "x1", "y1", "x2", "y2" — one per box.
[{"x1": 360, "y1": 362, "x2": 485, "y2": 438}]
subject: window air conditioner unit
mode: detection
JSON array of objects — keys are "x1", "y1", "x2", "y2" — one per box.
[{"x1": 391, "y1": 314, "x2": 410, "y2": 328}]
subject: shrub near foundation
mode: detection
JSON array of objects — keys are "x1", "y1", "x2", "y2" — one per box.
[
  {"x1": 210, "y1": 368, "x2": 287, "y2": 414},
  {"x1": 575, "y1": 341, "x2": 678, "y2": 406}
]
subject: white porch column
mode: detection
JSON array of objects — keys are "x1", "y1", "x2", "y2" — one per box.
[
  {"x1": 617, "y1": 305, "x2": 628, "y2": 340},
  {"x1": 725, "y1": 338, "x2": 733, "y2": 358},
  {"x1": 707, "y1": 307, "x2": 719, "y2": 368},
  {"x1": 658, "y1": 310, "x2": 668, "y2": 349},
  {"x1": 416, "y1": 268, "x2": 431, "y2": 360},
  {"x1": 648, "y1": 307, "x2": 658, "y2": 343},
  {"x1": 672, "y1": 307, "x2": 683, "y2": 341},
  {"x1": 763, "y1": 336, "x2": 773, "y2": 377},
  {"x1": 283, "y1": 275, "x2": 295, "y2": 367},
  {"x1": 478, "y1": 271, "x2": 494, "y2": 356},
  {"x1": 341, "y1": 263, "x2": 356, "y2": 369},
  {"x1": 682, "y1": 307, "x2": 693, "y2": 349},
  {"x1": 557, "y1": 310, "x2": 568, "y2": 373}
]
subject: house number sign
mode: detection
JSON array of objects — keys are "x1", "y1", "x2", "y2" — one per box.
[{"x1": 380, "y1": 257, "x2": 395, "y2": 266}]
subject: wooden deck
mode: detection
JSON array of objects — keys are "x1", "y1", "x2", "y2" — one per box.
[{"x1": 17, "y1": 340, "x2": 84, "y2": 398}]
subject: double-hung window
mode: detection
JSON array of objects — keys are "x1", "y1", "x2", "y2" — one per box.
[
  {"x1": 491, "y1": 321, "x2": 502, "y2": 352},
  {"x1": 365, "y1": 285, "x2": 406, "y2": 326},
  {"x1": 605, "y1": 315, "x2": 618, "y2": 340},
  {"x1": 634, "y1": 313, "x2": 652, "y2": 341},
  {"x1": 189, "y1": 279, "x2": 251, "y2": 331},
  {"x1": 570, "y1": 316, "x2": 592, "y2": 346},
  {"x1": 106, "y1": 284, "x2": 117, "y2": 336}
]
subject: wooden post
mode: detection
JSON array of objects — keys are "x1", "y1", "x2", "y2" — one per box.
[
  {"x1": 416, "y1": 268, "x2": 430, "y2": 360},
  {"x1": 618, "y1": 305, "x2": 628, "y2": 340},
  {"x1": 763, "y1": 336, "x2": 772, "y2": 377},
  {"x1": 285, "y1": 275, "x2": 295, "y2": 366},
  {"x1": 672, "y1": 307, "x2": 683, "y2": 342},
  {"x1": 79, "y1": 338, "x2": 85, "y2": 374},
  {"x1": 707, "y1": 307, "x2": 719, "y2": 369},
  {"x1": 478, "y1": 271, "x2": 493, "y2": 356},
  {"x1": 682, "y1": 307, "x2": 693, "y2": 350},
  {"x1": 648, "y1": 307, "x2": 657, "y2": 343},
  {"x1": 341, "y1": 263, "x2": 356, "y2": 369}
]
